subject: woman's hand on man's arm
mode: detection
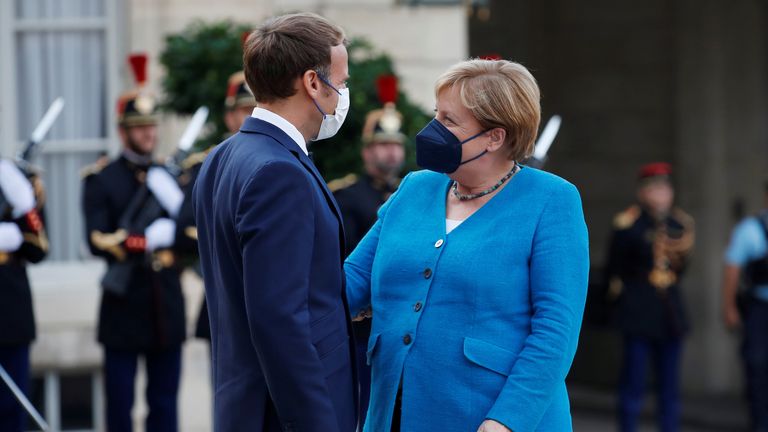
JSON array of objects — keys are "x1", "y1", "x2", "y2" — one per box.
[{"x1": 478, "y1": 419, "x2": 511, "y2": 432}]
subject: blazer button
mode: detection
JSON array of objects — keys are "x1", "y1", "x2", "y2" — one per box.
[
  {"x1": 403, "y1": 334, "x2": 412, "y2": 345},
  {"x1": 414, "y1": 302, "x2": 422, "y2": 312},
  {"x1": 434, "y1": 239, "x2": 444, "y2": 248},
  {"x1": 423, "y1": 268, "x2": 432, "y2": 279}
]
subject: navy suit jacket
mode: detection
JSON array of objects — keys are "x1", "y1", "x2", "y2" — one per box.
[{"x1": 193, "y1": 117, "x2": 357, "y2": 432}]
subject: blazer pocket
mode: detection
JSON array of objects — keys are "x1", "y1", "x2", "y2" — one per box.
[
  {"x1": 320, "y1": 336, "x2": 350, "y2": 377},
  {"x1": 463, "y1": 337, "x2": 517, "y2": 377},
  {"x1": 311, "y1": 306, "x2": 348, "y2": 358},
  {"x1": 366, "y1": 332, "x2": 381, "y2": 366}
]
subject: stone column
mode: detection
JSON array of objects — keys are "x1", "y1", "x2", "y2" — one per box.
[{"x1": 674, "y1": 0, "x2": 768, "y2": 394}]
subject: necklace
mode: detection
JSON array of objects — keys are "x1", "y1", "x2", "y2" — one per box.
[{"x1": 451, "y1": 163, "x2": 519, "y2": 201}]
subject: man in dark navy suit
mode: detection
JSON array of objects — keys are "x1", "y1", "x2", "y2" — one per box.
[{"x1": 192, "y1": 13, "x2": 357, "y2": 432}]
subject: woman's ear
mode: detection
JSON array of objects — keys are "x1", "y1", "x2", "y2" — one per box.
[
  {"x1": 302, "y1": 70, "x2": 321, "y2": 99},
  {"x1": 487, "y1": 127, "x2": 507, "y2": 152}
]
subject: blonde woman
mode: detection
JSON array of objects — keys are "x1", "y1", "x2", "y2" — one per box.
[{"x1": 346, "y1": 59, "x2": 590, "y2": 432}]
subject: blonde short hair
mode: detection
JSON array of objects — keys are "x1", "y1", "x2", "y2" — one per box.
[{"x1": 435, "y1": 59, "x2": 541, "y2": 161}]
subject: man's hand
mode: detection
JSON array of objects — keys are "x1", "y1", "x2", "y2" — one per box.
[
  {"x1": 0, "y1": 160, "x2": 35, "y2": 218},
  {"x1": 351, "y1": 307, "x2": 372, "y2": 322},
  {"x1": 723, "y1": 304, "x2": 742, "y2": 330},
  {"x1": 478, "y1": 420, "x2": 511, "y2": 432}
]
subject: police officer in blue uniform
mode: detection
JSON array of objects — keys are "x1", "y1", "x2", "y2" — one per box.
[
  {"x1": 723, "y1": 182, "x2": 768, "y2": 431},
  {"x1": 81, "y1": 53, "x2": 186, "y2": 432},
  {"x1": 329, "y1": 79, "x2": 405, "y2": 424},
  {"x1": 0, "y1": 160, "x2": 48, "y2": 432},
  {"x1": 605, "y1": 162, "x2": 695, "y2": 432}
]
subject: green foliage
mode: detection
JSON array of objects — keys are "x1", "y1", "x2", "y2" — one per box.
[
  {"x1": 159, "y1": 20, "x2": 252, "y2": 147},
  {"x1": 159, "y1": 22, "x2": 431, "y2": 177}
]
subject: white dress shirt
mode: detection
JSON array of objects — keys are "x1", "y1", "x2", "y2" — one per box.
[
  {"x1": 251, "y1": 107, "x2": 308, "y2": 155},
  {"x1": 446, "y1": 218, "x2": 464, "y2": 234}
]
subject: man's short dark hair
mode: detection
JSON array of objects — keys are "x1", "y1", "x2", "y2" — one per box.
[{"x1": 243, "y1": 13, "x2": 346, "y2": 104}]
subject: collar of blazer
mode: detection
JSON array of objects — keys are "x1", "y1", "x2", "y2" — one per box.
[{"x1": 239, "y1": 116, "x2": 347, "y2": 258}]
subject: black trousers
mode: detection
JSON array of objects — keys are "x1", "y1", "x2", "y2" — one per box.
[
  {"x1": 744, "y1": 298, "x2": 768, "y2": 431},
  {"x1": 391, "y1": 386, "x2": 402, "y2": 432},
  {"x1": 104, "y1": 347, "x2": 181, "y2": 432},
  {"x1": 0, "y1": 344, "x2": 29, "y2": 432}
]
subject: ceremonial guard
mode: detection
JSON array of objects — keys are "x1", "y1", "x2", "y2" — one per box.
[
  {"x1": 81, "y1": 53, "x2": 186, "y2": 432},
  {"x1": 178, "y1": 70, "x2": 256, "y2": 342},
  {"x1": 0, "y1": 158, "x2": 48, "y2": 432},
  {"x1": 604, "y1": 163, "x2": 695, "y2": 432},
  {"x1": 329, "y1": 74, "x2": 405, "y2": 424}
]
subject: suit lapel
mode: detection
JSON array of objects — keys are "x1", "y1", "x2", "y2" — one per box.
[
  {"x1": 296, "y1": 151, "x2": 343, "y2": 223},
  {"x1": 240, "y1": 117, "x2": 347, "y2": 258}
]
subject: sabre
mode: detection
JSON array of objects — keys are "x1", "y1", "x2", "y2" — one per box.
[
  {"x1": 165, "y1": 106, "x2": 209, "y2": 176},
  {"x1": 527, "y1": 115, "x2": 562, "y2": 169},
  {"x1": 0, "y1": 97, "x2": 65, "y2": 217},
  {"x1": 0, "y1": 364, "x2": 49, "y2": 431},
  {"x1": 18, "y1": 97, "x2": 65, "y2": 163}
]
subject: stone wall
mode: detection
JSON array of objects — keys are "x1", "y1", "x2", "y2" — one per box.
[{"x1": 470, "y1": 0, "x2": 768, "y2": 395}]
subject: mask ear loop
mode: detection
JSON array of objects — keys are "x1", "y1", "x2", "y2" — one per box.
[
  {"x1": 312, "y1": 99, "x2": 329, "y2": 117},
  {"x1": 459, "y1": 129, "x2": 488, "y2": 145},
  {"x1": 316, "y1": 72, "x2": 342, "y2": 95},
  {"x1": 312, "y1": 72, "x2": 342, "y2": 116},
  {"x1": 458, "y1": 129, "x2": 490, "y2": 165}
]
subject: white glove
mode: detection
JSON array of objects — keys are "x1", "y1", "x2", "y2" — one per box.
[
  {"x1": 146, "y1": 166, "x2": 184, "y2": 218},
  {"x1": 0, "y1": 160, "x2": 35, "y2": 218},
  {"x1": 0, "y1": 222, "x2": 23, "y2": 252},
  {"x1": 145, "y1": 218, "x2": 176, "y2": 251}
]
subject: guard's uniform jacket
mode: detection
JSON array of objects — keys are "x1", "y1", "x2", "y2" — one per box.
[
  {"x1": 175, "y1": 148, "x2": 212, "y2": 339},
  {"x1": 605, "y1": 205, "x2": 695, "y2": 340},
  {"x1": 82, "y1": 156, "x2": 186, "y2": 351},
  {"x1": 331, "y1": 173, "x2": 398, "y2": 343},
  {"x1": 0, "y1": 173, "x2": 48, "y2": 347}
]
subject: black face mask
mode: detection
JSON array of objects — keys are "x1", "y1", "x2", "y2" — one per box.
[{"x1": 415, "y1": 119, "x2": 488, "y2": 174}]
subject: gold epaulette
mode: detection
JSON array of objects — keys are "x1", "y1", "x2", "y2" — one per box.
[
  {"x1": 29, "y1": 174, "x2": 46, "y2": 209},
  {"x1": 613, "y1": 205, "x2": 641, "y2": 230},
  {"x1": 672, "y1": 207, "x2": 695, "y2": 229},
  {"x1": 180, "y1": 148, "x2": 212, "y2": 171},
  {"x1": 80, "y1": 158, "x2": 109, "y2": 179},
  {"x1": 327, "y1": 174, "x2": 358, "y2": 193}
]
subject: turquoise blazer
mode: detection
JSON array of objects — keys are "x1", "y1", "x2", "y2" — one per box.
[{"x1": 345, "y1": 167, "x2": 589, "y2": 432}]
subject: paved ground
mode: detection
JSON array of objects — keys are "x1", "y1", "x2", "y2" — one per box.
[{"x1": 569, "y1": 384, "x2": 750, "y2": 431}]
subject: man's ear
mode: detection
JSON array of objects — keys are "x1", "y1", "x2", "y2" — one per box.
[
  {"x1": 487, "y1": 127, "x2": 507, "y2": 152},
  {"x1": 302, "y1": 70, "x2": 321, "y2": 100}
]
